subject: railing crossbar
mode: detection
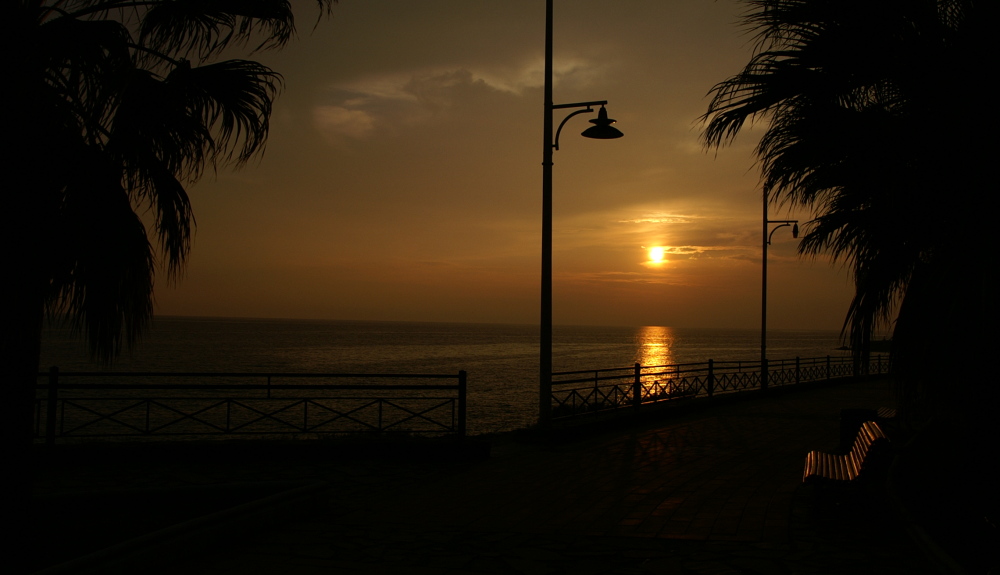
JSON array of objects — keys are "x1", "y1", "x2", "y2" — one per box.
[
  {"x1": 58, "y1": 399, "x2": 151, "y2": 436},
  {"x1": 303, "y1": 398, "x2": 385, "y2": 432},
  {"x1": 379, "y1": 399, "x2": 456, "y2": 432}
]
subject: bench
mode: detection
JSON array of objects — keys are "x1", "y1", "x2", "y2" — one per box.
[
  {"x1": 803, "y1": 420, "x2": 892, "y2": 483},
  {"x1": 838, "y1": 408, "x2": 895, "y2": 452},
  {"x1": 876, "y1": 407, "x2": 896, "y2": 419}
]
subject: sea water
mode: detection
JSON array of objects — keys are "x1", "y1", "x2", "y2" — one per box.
[{"x1": 40, "y1": 317, "x2": 848, "y2": 434}]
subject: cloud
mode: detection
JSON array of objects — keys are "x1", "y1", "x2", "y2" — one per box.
[
  {"x1": 312, "y1": 68, "x2": 489, "y2": 140},
  {"x1": 618, "y1": 213, "x2": 693, "y2": 225},
  {"x1": 558, "y1": 270, "x2": 686, "y2": 286},
  {"x1": 467, "y1": 57, "x2": 545, "y2": 95},
  {"x1": 313, "y1": 106, "x2": 376, "y2": 140},
  {"x1": 661, "y1": 245, "x2": 706, "y2": 257},
  {"x1": 311, "y1": 52, "x2": 607, "y2": 141}
]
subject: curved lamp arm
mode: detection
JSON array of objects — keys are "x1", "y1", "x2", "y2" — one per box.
[
  {"x1": 767, "y1": 220, "x2": 799, "y2": 245},
  {"x1": 553, "y1": 108, "x2": 594, "y2": 150},
  {"x1": 550, "y1": 99, "x2": 608, "y2": 151}
]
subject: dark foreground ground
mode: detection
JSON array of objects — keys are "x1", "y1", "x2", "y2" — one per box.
[{"x1": 32, "y1": 379, "x2": 995, "y2": 574}]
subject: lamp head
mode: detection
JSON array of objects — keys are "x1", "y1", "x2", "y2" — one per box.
[
  {"x1": 581, "y1": 106, "x2": 623, "y2": 140},
  {"x1": 792, "y1": 223, "x2": 799, "y2": 238}
]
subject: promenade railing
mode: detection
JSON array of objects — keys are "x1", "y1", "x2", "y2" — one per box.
[
  {"x1": 34, "y1": 369, "x2": 467, "y2": 444},
  {"x1": 550, "y1": 354, "x2": 888, "y2": 422}
]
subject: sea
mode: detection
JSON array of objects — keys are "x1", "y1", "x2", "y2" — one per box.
[{"x1": 40, "y1": 317, "x2": 849, "y2": 435}]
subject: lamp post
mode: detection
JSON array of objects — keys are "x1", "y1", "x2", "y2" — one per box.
[
  {"x1": 761, "y1": 191, "x2": 798, "y2": 391},
  {"x1": 540, "y1": 0, "x2": 623, "y2": 427}
]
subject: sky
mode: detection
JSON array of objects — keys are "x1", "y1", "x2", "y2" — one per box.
[{"x1": 151, "y1": 0, "x2": 856, "y2": 330}]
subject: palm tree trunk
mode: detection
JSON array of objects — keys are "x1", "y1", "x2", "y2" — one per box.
[
  {"x1": 2, "y1": 293, "x2": 43, "y2": 451},
  {"x1": 1, "y1": 270, "x2": 45, "y2": 567}
]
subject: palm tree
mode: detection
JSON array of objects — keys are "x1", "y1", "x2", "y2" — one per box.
[
  {"x1": 702, "y1": 0, "x2": 998, "y2": 425},
  {"x1": 4, "y1": 1, "x2": 335, "y2": 448}
]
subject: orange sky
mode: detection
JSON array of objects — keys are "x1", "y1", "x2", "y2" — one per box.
[{"x1": 151, "y1": 0, "x2": 855, "y2": 330}]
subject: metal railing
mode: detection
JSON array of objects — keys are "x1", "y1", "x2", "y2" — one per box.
[
  {"x1": 550, "y1": 354, "x2": 888, "y2": 422},
  {"x1": 34, "y1": 368, "x2": 467, "y2": 443}
]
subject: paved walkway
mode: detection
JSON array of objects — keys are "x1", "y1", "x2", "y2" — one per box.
[{"x1": 33, "y1": 380, "x2": 940, "y2": 574}]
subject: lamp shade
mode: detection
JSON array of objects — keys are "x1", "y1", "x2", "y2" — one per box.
[{"x1": 581, "y1": 106, "x2": 623, "y2": 140}]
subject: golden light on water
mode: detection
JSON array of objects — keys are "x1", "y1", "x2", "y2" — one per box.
[
  {"x1": 637, "y1": 326, "x2": 677, "y2": 399},
  {"x1": 637, "y1": 325, "x2": 674, "y2": 367}
]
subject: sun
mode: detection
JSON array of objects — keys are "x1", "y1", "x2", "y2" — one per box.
[{"x1": 648, "y1": 246, "x2": 666, "y2": 263}]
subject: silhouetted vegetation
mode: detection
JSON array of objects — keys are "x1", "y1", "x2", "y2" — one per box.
[
  {"x1": 702, "y1": 0, "x2": 999, "y2": 429},
  {"x1": 5, "y1": 1, "x2": 335, "y2": 451},
  {"x1": 703, "y1": 3, "x2": 999, "y2": 567}
]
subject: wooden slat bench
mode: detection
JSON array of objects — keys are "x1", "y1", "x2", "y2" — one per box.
[
  {"x1": 804, "y1": 420, "x2": 892, "y2": 483},
  {"x1": 876, "y1": 407, "x2": 896, "y2": 419},
  {"x1": 838, "y1": 408, "x2": 896, "y2": 453}
]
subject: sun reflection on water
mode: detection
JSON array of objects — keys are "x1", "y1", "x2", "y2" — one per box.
[
  {"x1": 637, "y1": 325, "x2": 675, "y2": 367},
  {"x1": 637, "y1": 326, "x2": 679, "y2": 399}
]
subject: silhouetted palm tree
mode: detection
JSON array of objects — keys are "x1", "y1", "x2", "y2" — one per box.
[
  {"x1": 702, "y1": 0, "x2": 998, "y2": 424},
  {"x1": 4, "y1": 1, "x2": 334, "y2": 447}
]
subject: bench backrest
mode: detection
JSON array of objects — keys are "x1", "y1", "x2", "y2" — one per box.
[{"x1": 846, "y1": 420, "x2": 889, "y2": 477}]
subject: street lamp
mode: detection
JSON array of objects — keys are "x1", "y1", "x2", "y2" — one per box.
[
  {"x1": 540, "y1": 0, "x2": 623, "y2": 427},
  {"x1": 761, "y1": 191, "x2": 798, "y2": 392}
]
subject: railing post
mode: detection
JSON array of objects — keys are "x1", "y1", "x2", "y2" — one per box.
[
  {"x1": 707, "y1": 359, "x2": 714, "y2": 398},
  {"x1": 633, "y1": 363, "x2": 642, "y2": 410},
  {"x1": 826, "y1": 355, "x2": 831, "y2": 380},
  {"x1": 761, "y1": 358, "x2": 768, "y2": 392},
  {"x1": 458, "y1": 371, "x2": 467, "y2": 437},
  {"x1": 795, "y1": 356, "x2": 800, "y2": 386},
  {"x1": 46, "y1": 366, "x2": 59, "y2": 445}
]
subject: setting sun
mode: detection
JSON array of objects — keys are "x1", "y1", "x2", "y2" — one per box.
[{"x1": 649, "y1": 246, "x2": 666, "y2": 262}]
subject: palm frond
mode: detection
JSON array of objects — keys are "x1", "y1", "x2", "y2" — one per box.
[
  {"x1": 110, "y1": 65, "x2": 213, "y2": 178},
  {"x1": 137, "y1": 0, "x2": 335, "y2": 59},
  {"x1": 120, "y1": 151, "x2": 194, "y2": 279},
  {"x1": 10, "y1": 0, "x2": 337, "y2": 366},
  {"x1": 179, "y1": 59, "x2": 281, "y2": 165},
  {"x1": 701, "y1": 0, "x2": 996, "y2": 407},
  {"x1": 48, "y1": 145, "x2": 155, "y2": 364}
]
